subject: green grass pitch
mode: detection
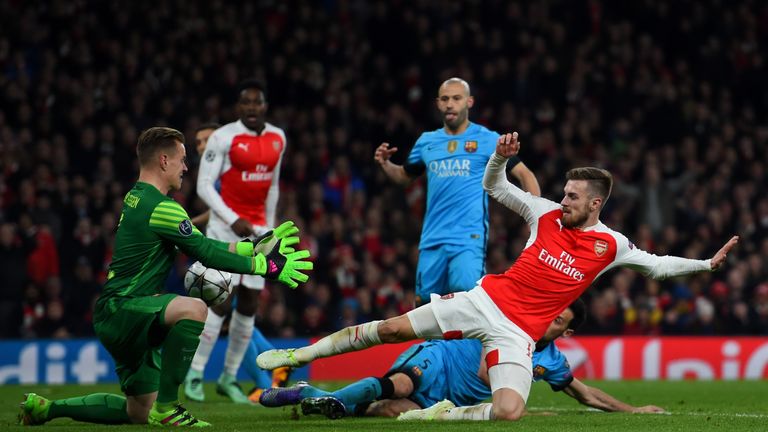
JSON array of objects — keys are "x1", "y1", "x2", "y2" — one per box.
[{"x1": 2, "y1": 381, "x2": 766, "y2": 431}]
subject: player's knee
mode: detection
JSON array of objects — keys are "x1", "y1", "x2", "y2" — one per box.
[
  {"x1": 492, "y1": 404, "x2": 524, "y2": 421},
  {"x1": 185, "y1": 298, "x2": 208, "y2": 322},
  {"x1": 388, "y1": 373, "x2": 414, "y2": 398},
  {"x1": 377, "y1": 319, "x2": 406, "y2": 343}
]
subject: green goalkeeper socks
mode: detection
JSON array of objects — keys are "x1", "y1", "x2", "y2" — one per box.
[
  {"x1": 157, "y1": 319, "x2": 205, "y2": 406},
  {"x1": 48, "y1": 393, "x2": 130, "y2": 424}
]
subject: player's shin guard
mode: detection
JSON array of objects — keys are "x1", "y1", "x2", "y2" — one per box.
[
  {"x1": 296, "y1": 321, "x2": 382, "y2": 364},
  {"x1": 439, "y1": 403, "x2": 493, "y2": 420},
  {"x1": 223, "y1": 311, "x2": 255, "y2": 376},
  {"x1": 158, "y1": 319, "x2": 205, "y2": 405},
  {"x1": 190, "y1": 310, "x2": 225, "y2": 373}
]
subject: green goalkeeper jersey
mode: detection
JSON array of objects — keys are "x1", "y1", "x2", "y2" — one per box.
[{"x1": 100, "y1": 182, "x2": 253, "y2": 303}]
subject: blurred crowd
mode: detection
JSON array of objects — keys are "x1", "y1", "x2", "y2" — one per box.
[{"x1": 1, "y1": 0, "x2": 767, "y2": 339}]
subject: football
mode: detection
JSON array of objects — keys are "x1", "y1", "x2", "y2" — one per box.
[{"x1": 183, "y1": 261, "x2": 233, "y2": 307}]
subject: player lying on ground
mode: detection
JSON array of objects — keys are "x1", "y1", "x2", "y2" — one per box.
[
  {"x1": 257, "y1": 132, "x2": 738, "y2": 421},
  {"x1": 259, "y1": 299, "x2": 663, "y2": 418},
  {"x1": 17, "y1": 127, "x2": 312, "y2": 427}
]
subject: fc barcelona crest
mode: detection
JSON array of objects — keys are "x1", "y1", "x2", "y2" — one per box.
[
  {"x1": 594, "y1": 240, "x2": 608, "y2": 257},
  {"x1": 464, "y1": 140, "x2": 478, "y2": 153},
  {"x1": 447, "y1": 140, "x2": 458, "y2": 153}
]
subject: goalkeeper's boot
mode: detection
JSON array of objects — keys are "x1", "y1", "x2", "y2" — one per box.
[
  {"x1": 397, "y1": 399, "x2": 456, "y2": 421},
  {"x1": 148, "y1": 403, "x2": 210, "y2": 427},
  {"x1": 18, "y1": 393, "x2": 51, "y2": 425},
  {"x1": 271, "y1": 366, "x2": 293, "y2": 388},
  {"x1": 184, "y1": 369, "x2": 205, "y2": 403},
  {"x1": 216, "y1": 373, "x2": 252, "y2": 404},
  {"x1": 259, "y1": 381, "x2": 308, "y2": 407},
  {"x1": 301, "y1": 396, "x2": 347, "y2": 420},
  {"x1": 256, "y1": 349, "x2": 304, "y2": 369}
]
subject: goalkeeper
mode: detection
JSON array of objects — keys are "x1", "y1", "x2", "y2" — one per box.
[{"x1": 18, "y1": 127, "x2": 312, "y2": 427}]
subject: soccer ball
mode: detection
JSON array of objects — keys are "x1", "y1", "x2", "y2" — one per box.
[{"x1": 184, "y1": 261, "x2": 233, "y2": 307}]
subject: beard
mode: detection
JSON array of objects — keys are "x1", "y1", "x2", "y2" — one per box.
[{"x1": 561, "y1": 208, "x2": 589, "y2": 228}]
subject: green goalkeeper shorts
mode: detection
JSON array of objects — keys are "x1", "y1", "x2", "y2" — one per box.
[{"x1": 94, "y1": 294, "x2": 177, "y2": 396}]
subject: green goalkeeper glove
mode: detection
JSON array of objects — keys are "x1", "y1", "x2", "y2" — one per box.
[
  {"x1": 253, "y1": 238, "x2": 313, "y2": 289},
  {"x1": 252, "y1": 221, "x2": 300, "y2": 255}
]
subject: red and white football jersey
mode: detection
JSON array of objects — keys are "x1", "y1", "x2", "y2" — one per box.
[
  {"x1": 481, "y1": 154, "x2": 711, "y2": 341},
  {"x1": 197, "y1": 120, "x2": 286, "y2": 229}
]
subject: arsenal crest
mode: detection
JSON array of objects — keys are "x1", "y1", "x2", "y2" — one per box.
[
  {"x1": 464, "y1": 140, "x2": 478, "y2": 153},
  {"x1": 273, "y1": 140, "x2": 281, "y2": 151},
  {"x1": 447, "y1": 140, "x2": 458, "y2": 153},
  {"x1": 594, "y1": 240, "x2": 608, "y2": 257}
]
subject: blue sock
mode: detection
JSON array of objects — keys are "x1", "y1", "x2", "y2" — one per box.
[
  {"x1": 250, "y1": 327, "x2": 275, "y2": 353},
  {"x1": 300, "y1": 384, "x2": 330, "y2": 399},
  {"x1": 243, "y1": 340, "x2": 272, "y2": 389},
  {"x1": 331, "y1": 377, "x2": 382, "y2": 414}
]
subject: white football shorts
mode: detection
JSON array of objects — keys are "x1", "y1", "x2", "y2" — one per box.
[{"x1": 406, "y1": 284, "x2": 534, "y2": 401}]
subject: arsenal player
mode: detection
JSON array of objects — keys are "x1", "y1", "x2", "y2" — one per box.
[{"x1": 186, "y1": 79, "x2": 287, "y2": 403}]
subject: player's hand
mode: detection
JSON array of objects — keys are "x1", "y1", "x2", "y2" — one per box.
[
  {"x1": 632, "y1": 405, "x2": 665, "y2": 414},
  {"x1": 710, "y1": 235, "x2": 739, "y2": 270},
  {"x1": 374, "y1": 142, "x2": 398, "y2": 165},
  {"x1": 252, "y1": 221, "x2": 301, "y2": 255},
  {"x1": 495, "y1": 132, "x2": 521, "y2": 158},
  {"x1": 258, "y1": 239, "x2": 313, "y2": 289},
  {"x1": 231, "y1": 218, "x2": 255, "y2": 237}
]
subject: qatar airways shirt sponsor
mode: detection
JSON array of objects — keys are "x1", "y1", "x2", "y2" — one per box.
[{"x1": 428, "y1": 159, "x2": 471, "y2": 177}]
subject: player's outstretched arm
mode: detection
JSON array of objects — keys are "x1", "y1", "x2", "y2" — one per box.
[
  {"x1": 374, "y1": 142, "x2": 414, "y2": 185},
  {"x1": 710, "y1": 235, "x2": 739, "y2": 270},
  {"x1": 562, "y1": 378, "x2": 665, "y2": 413},
  {"x1": 617, "y1": 234, "x2": 739, "y2": 279}
]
